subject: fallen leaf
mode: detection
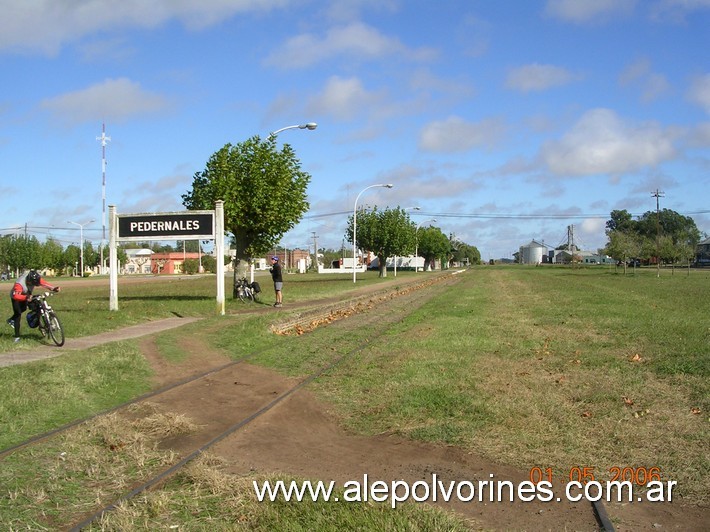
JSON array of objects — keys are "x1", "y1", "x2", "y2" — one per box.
[
  {"x1": 581, "y1": 411, "x2": 592, "y2": 418},
  {"x1": 630, "y1": 353, "x2": 643, "y2": 362},
  {"x1": 691, "y1": 407, "x2": 701, "y2": 415},
  {"x1": 623, "y1": 396, "x2": 634, "y2": 406}
]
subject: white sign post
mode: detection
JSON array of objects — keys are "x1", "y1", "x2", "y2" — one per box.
[{"x1": 109, "y1": 202, "x2": 226, "y2": 314}]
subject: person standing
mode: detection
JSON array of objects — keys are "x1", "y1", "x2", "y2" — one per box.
[
  {"x1": 270, "y1": 256, "x2": 283, "y2": 307},
  {"x1": 7, "y1": 269, "x2": 60, "y2": 342}
]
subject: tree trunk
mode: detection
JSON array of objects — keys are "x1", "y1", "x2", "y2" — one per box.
[
  {"x1": 232, "y1": 257, "x2": 250, "y2": 298},
  {"x1": 378, "y1": 254, "x2": 387, "y2": 277}
]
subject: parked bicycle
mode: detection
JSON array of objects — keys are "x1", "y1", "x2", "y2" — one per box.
[
  {"x1": 234, "y1": 277, "x2": 261, "y2": 303},
  {"x1": 28, "y1": 292, "x2": 65, "y2": 347}
]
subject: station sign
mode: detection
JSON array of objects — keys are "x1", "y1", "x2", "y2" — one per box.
[{"x1": 117, "y1": 211, "x2": 214, "y2": 241}]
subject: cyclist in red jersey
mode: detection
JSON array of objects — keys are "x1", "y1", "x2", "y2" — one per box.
[{"x1": 7, "y1": 270, "x2": 60, "y2": 342}]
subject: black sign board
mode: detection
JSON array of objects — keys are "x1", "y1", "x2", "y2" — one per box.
[{"x1": 118, "y1": 211, "x2": 214, "y2": 240}]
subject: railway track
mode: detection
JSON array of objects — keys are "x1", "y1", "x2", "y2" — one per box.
[{"x1": 1, "y1": 270, "x2": 612, "y2": 530}]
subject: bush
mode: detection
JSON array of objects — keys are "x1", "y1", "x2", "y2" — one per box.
[{"x1": 183, "y1": 258, "x2": 200, "y2": 275}]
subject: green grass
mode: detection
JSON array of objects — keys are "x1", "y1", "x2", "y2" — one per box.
[
  {"x1": 0, "y1": 266, "x2": 708, "y2": 528},
  {"x1": 0, "y1": 343, "x2": 152, "y2": 447},
  {"x1": 305, "y1": 266, "x2": 709, "y2": 502},
  {"x1": 0, "y1": 270, "x2": 404, "y2": 352}
]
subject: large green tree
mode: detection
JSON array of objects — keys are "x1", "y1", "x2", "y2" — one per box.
[
  {"x1": 416, "y1": 226, "x2": 450, "y2": 271},
  {"x1": 449, "y1": 235, "x2": 481, "y2": 266},
  {"x1": 345, "y1": 207, "x2": 415, "y2": 277},
  {"x1": 635, "y1": 208, "x2": 701, "y2": 246},
  {"x1": 2, "y1": 235, "x2": 42, "y2": 273},
  {"x1": 605, "y1": 209, "x2": 637, "y2": 233},
  {"x1": 605, "y1": 208, "x2": 701, "y2": 268},
  {"x1": 182, "y1": 136, "x2": 311, "y2": 281},
  {"x1": 42, "y1": 237, "x2": 65, "y2": 273}
]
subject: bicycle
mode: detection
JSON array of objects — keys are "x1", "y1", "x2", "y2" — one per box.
[
  {"x1": 29, "y1": 291, "x2": 65, "y2": 347},
  {"x1": 235, "y1": 277, "x2": 260, "y2": 303}
]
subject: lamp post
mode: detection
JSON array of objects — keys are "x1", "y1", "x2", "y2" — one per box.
[
  {"x1": 269, "y1": 122, "x2": 318, "y2": 138},
  {"x1": 352, "y1": 183, "x2": 394, "y2": 283},
  {"x1": 414, "y1": 218, "x2": 436, "y2": 272},
  {"x1": 68, "y1": 219, "x2": 95, "y2": 277},
  {"x1": 253, "y1": 122, "x2": 317, "y2": 283}
]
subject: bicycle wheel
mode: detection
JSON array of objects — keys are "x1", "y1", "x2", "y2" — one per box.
[
  {"x1": 237, "y1": 286, "x2": 247, "y2": 302},
  {"x1": 46, "y1": 311, "x2": 65, "y2": 347}
]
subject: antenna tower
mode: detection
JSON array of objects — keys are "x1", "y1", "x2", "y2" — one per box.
[{"x1": 97, "y1": 123, "x2": 111, "y2": 274}]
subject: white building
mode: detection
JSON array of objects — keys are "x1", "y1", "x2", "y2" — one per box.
[{"x1": 123, "y1": 248, "x2": 153, "y2": 274}]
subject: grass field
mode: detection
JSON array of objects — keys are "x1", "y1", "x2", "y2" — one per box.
[{"x1": 0, "y1": 266, "x2": 707, "y2": 529}]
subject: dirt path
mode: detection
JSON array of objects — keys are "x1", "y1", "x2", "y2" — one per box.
[{"x1": 0, "y1": 317, "x2": 201, "y2": 368}]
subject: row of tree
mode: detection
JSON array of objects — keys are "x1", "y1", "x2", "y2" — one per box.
[
  {"x1": 182, "y1": 135, "x2": 481, "y2": 282},
  {"x1": 0, "y1": 235, "x2": 104, "y2": 277},
  {"x1": 344, "y1": 207, "x2": 480, "y2": 276},
  {"x1": 0, "y1": 235, "x2": 216, "y2": 277},
  {"x1": 603, "y1": 208, "x2": 702, "y2": 268}
]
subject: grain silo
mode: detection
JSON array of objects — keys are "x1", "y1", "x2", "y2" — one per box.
[{"x1": 519, "y1": 240, "x2": 547, "y2": 264}]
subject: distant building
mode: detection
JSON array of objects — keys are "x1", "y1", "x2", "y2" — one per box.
[
  {"x1": 123, "y1": 248, "x2": 153, "y2": 274},
  {"x1": 150, "y1": 252, "x2": 201, "y2": 274},
  {"x1": 549, "y1": 249, "x2": 614, "y2": 264},
  {"x1": 696, "y1": 237, "x2": 710, "y2": 267},
  {"x1": 267, "y1": 249, "x2": 311, "y2": 271},
  {"x1": 577, "y1": 251, "x2": 615, "y2": 264}
]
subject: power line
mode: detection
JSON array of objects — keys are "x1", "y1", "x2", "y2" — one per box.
[{"x1": 302, "y1": 209, "x2": 709, "y2": 221}]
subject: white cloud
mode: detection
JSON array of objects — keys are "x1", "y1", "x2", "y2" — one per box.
[
  {"x1": 689, "y1": 122, "x2": 710, "y2": 147},
  {"x1": 40, "y1": 78, "x2": 171, "y2": 125},
  {"x1": 541, "y1": 108, "x2": 677, "y2": 176},
  {"x1": 409, "y1": 69, "x2": 475, "y2": 100},
  {"x1": 544, "y1": 0, "x2": 637, "y2": 23},
  {"x1": 641, "y1": 73, "x2": 671, "y2": 103},
  {"x1": 264, "y1": 22, "x2": 437, "y2": 69},
  {"x1": 0, "y1": 0, "x2": 287, "y2": 55},
  {"x1": 619, "y1": 58, "x2": 670, "y2": 102},
  {"x1": 687, "y1": 74, "x2": 710, "y2": 115},
  {"x1": 619, "y1": 58, "x2": 652, "y2": 85},
  {"x1": 418, "y1": 116, "x2": 506, "y2": 153},
  {"x1": 307, "y1": 76, "x2": 385, "y2": 121},
  {"x1": 380, "y1": 163, "x2": 483, "y2": 201},
  {"x1": 323, "y1": 0, "x2": 399, "y2": 23},
  {"x1": 506, "y1": 63, "x2": 581, "y2": 92}
]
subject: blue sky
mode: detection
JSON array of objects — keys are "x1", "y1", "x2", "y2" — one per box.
[{"x1": 1, "y1": 0, "x2": 708, "y2": 261}]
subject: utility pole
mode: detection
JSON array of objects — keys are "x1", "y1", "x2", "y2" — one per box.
[
  {"x1": 97, "y1": 123, "x2": 111, "y2": 274},
  {"x1": 566, "y1": 224, "x2": 576, "y2": 263},
  {"x1": 652, "y1": 189, "x2": 665, "y2": 277},
  {"x1": 311, "y1": 231, "x2": 318, "y2": 270}
]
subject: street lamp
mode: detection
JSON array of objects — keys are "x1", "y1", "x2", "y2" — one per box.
[
  {"x1": 68, "y1": 219, "x2": 95, "y2": 277},
  {"x1": 394, "y1": 207, "x2": 421, "y2": 277},
  {"x1": 352, "y1": 183, "x2": 394, "y2": 283},
  {"x1": 269, "y1": 122, "x2": 318, "y2": 138},
  {"x1": 414, "y1": 218, "x2": 436, "y2": 272},
  {"x1": 247, "y1": 122, "x2": 317, "y2": 282}
]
